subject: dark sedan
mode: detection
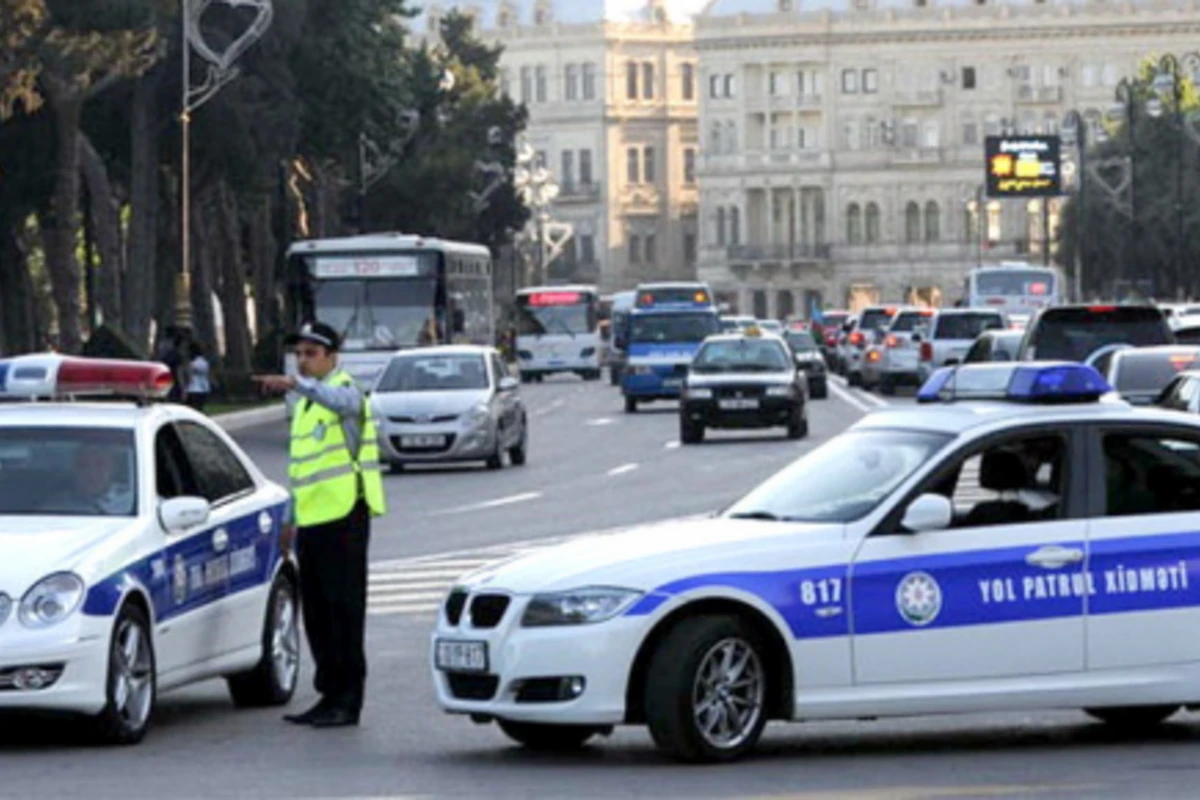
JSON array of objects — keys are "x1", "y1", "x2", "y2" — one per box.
[{"x1": 784, "y1": 329, "x2": 828, "y2": 399}]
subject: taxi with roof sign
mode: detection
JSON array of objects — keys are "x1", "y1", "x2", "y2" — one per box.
[
  {"x1": 0, "y1": 354, "x2": 297, "y2": 744},
  {"x1": 432, "y1": 361, "x2": 1200, "y2": 762}
]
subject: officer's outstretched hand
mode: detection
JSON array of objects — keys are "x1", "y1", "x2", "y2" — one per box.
[{"x1": 253, "y1": 375, "x2": 297, "y2": 394}]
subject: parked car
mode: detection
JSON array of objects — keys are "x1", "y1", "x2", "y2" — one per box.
[{"x1": 783, "y1": 329, "x2": 828, "y2": 399}]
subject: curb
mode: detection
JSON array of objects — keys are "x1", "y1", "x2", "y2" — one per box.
[{"x1": 211, "y1": 403, "x2": 287, "y2": 432}]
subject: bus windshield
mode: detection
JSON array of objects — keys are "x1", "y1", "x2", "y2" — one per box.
[
  {"x1": 630, "y1": 313, "x2": 719, "y2": 344},
  {"x1": 313, "y1": 278, "x2": 438, "y2": 351},
  {"x1": 516, "y1": 292, "x2": 597, "y2": 336},
  {"x1": 973, "y1": 269, "x2": 1056, "y2": 297}
]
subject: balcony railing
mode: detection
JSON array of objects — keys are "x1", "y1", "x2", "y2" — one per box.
[
  {"x1": 890, "y1": 147, "x2": 944, "y2": 165},
  {"x1": 1016, "y1": 84, "x2": 1063, "y2": 104},
  {"x1": 727, "y1": 243, "x2": 832, "y2": 263},
  {"x1": 556, "y1": 182, "x2": 602, "y2": 203}
]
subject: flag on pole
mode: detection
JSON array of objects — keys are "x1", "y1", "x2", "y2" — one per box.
[{"x1": 809, "y1": 296, "x2": 824, "y2": 324}]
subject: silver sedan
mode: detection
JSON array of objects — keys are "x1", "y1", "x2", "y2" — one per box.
[{"x1": 370, "y1": 346, "x2": 528, "y2": 471}]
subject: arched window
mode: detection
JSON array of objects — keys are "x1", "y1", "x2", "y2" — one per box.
[
  {"x1": 846, "y1": 203, "x2": 863, "y2": 244},
  {"x1": 777, "y1": 290, "x2": 795, "y2": 320},
  {"x1": 905, "y1": 201, "x2": 921, "y2": 243},
  {"x1": 865, "y1": 202, "x2": 881, "y2": 243},
  {"x1": 924, "y1": 201, "x2": 940, "y2": 242}
]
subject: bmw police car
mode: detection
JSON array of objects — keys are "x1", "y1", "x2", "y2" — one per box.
[
  {"x1": 0, "y1": 355, "x2": 298, "y2": 744},
  {"x1": 433, "y1": 362, "x2": 1200, "y2": 762}
]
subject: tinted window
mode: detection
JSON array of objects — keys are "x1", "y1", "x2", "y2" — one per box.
[
  {"x1": 0, "y1": 427, "x2": 137, "y2": 516},
  {"x1": 1113, "y1": 350, "x2": 1200, "y2": 395},
  {"x1": 890, "y1": 312, "x2": 933, "y2": 333},
  {"x1": 693, "y1": 339, "x2": 792, "y2": 372},
  {"x1": 1175, "y1": 326, "x2": 1200, "y2": 345},
  {"x1": 858, "y1": 308, "x2": 893, "y2": 331},
  {"x1": 785, "y1": 331, "x2": 818, "y2": 352},
  {"x1": 1024, "y1": 307, "x2": 1173, "y2": 362},
  {"x1": 974, "y1": 269, "x2": 1056, "y2": 297},
  {"x1": 376, "y1": 354, "x2": 489, "y2": 392},
  {"x1": 630, "y1": 313, "x2": 719, "y2": 344},
  {"x1": 174, "y1": 422, "x2": 255, "y2": 504},
  {"x1": 1104, "y1": 433, "x2": 1200, "y2": 516},
  {"x1": 934, "y1": 312, "x2": 1004, "y2": 340}
]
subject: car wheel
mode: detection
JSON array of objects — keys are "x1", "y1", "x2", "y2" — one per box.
[
  {"x1": 609, "y1": 368, "x2": 621, "y2": 386},
  {"x1": 880, "y1": 376, "x2": 895, "y2": 396},
  {"x1": 1084, "y1": 705, "x2": 1181, "y2": 729},
  {"x1": 520, "y1": 372, "x2": 532, "y2": 384},
  {"x1": 486, "y1": 450, "x2": 504, "y2": 470},
  {"x1": 92, "y1": 602, "x2": 156, "y2": 745},
  {"x1": 509, "y1": 418, "x2": 528, "y2": 466},
  {"x1": 787, "y1": 407, "x2": 808, "y2": 439},
  {"x1": 811, "y1": 380, "x2": 828, "y2": 400},
  {"x1": 497, "y1": 720, "x2": 605, "y2": 751},
  {"x1": 644, "y1": 615, "x2": 770, "y2": 763},
  {"x1": 227, "y1": 574, "x2": 301, "y2": 708},
  {"x1": 848, "y1": 371, "x2": 862, "y2": 388},
  {"x1": 624, "y1": 396, "x2": 638, "y2": 413},
  {"x1": 680, "y1": 418, "x2": 704, "y2": 444}
]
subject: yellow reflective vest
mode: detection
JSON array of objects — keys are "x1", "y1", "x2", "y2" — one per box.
[{"x1": 288, "y1": 370, "x2": 386, "y2": 527}]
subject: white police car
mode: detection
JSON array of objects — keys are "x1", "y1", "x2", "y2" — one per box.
[
  {"x1": 0, "y1": 355, "x2": 298, "y2": 744},
  {"x1": 432, "y1": 362, "x2": 1200, "y2": 762}
]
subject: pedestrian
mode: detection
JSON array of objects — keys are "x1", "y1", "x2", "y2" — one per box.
[
  {"x1": 186, "y1": 344, "x2": 211, "y2": 411},
  {"x1": 252, "y1": 321, "x2": 388, "y2": 728}
]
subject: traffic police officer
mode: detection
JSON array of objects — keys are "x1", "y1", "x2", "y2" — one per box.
[{"x1": 254, "y1": 322, "x2": 387, "y2": 728}]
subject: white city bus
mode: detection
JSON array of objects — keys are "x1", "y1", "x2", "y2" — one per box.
[
  {"x1": 964, "y1": 262, "x2": 1063, "y2": 316},
  {"x1": 285, "y1": 234, "x2": 494, "y2": 392},
  {"x1": 514, "y1": 285, "x2": 603, "y2": 382}
]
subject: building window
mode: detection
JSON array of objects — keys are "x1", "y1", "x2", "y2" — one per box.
[
  {"x1": 862, "y1": 68, "x2": 878, "y2": 93},
  {"x1": 684, "y1": 148, "x2": 696, "y2": 185},
  {"x1": 626, "y1": 147, "x2": 640, "y2": 183},
  {"x1": 984, "y1": 113, "x2": 1002, "y2": 136},
  {"x1": 682, "y1": 63, "x2": 695, "y2": 101},
  {"x1": 535, "y1": 65, "x2": 547, "y2": 102},
  {"x1": 864, "y1": 115, "x2": 878, "y2": 149},
  {"x1": 709, "y1": 121, "x2": 722, "y2": 153},
  {"x1": 645, "y1": 234, "x2": 657, "y2": 264},
  {"x1": 962, "y1": 120, "x2": 978, "y2": 146},
  {"x1": 924, "y1": 201, "x2": 940, "y2": 242},
  {"x1": 644, "y1": 147, "x2": 656, "y2": 183},
  {"x1": 500, "y1": 69, "x2": 511, "y2": 97},
  {"x1": 769, "y1": 71, "x2": 782, "y2": 96},
  {"x1": 583, "y1": 63, "x2": 597, "y2": 100},
  {"x1": 905, "y1": 201, "x2": 921, "y2": 243},
  {"x1": 846, "y1": 203, "x2": 863, "y2": 244},
  {"x1": 865, "y1": 202, "x2": 881, "y2": 243},
  {"x1": 580, "y1": 234, "x2": 595, "y2": 264},
  {"x1": 684, "y1": 232, "x2": 697, "y2": 265},
  {"x1": 565, "y1": 64, "x2": 579, "y2": 101},
  {"x1": 626, "y1": 62, "x2": 638, "y2": 100},
  {"x1": 724, "y1": 73, "x2": 736, "y2": 98},
  {"x1": 900, "y1": 119, "x2": 919, "y2": 148},
  {"x1": 710, "y1": 74, "x2": 721, "y2": 98},
  {"x1": 842, "y1": 119, "x2": 859, "y2": 150},
  {"x1": 729, "y1": 206, "x2": 741, "y2": 245},
  {"x1": 520, "y1": 66, "x2": 532, "y2": 103},
  {"x1": 580, "y1": 149, "x2": 593, "y2": 185},
  {"x1": 716, "y1": 207, "x2": 726, "y2": 246},
  {"x1": 752, "y1": 290, "x2": 768, "y2": 320},
  {"x1": 962, "y1": 66, "x2": 976, "y2": 90},
  {"x1": 842, "y1": 69, "x2": 858, "y2": 94},
  {"x1": 923, "y1": 121, "x2": 940, "y2": 148},
  {"x1": 724, "y1": 120, "x2": 737, "y2": 153},
  {"x1": 986, "y1": 201, "x2": 1002, "y2": 243},
  {"x1": 535, "y1": 150, "x2": 547, "y2": 169},
  {"x1": 642, "y1": 63, "x2": 655, "y2": 99},
  {"x1": 628, "y1": 235, "x2": 642, "y2": 264},
  {"x1": 561, "y1": 150, "x2": 574, "y2": 190}
]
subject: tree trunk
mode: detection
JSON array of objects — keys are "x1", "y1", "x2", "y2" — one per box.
[
  {"x1": 189, "y1": 188, "x2": 219, "y2": 358},
  {"x1": 249, "y1": 197, "x2": 279, "y2": 341},
  {"x1": 126, "y1": 69, "x2": 160, "y2": 349},
  {"x1": 79, "y1": 133, "x2": 123, "y2": 329},
  {"x1": 215, "y1": 180, "x2": 252, "y2": 374},
  {"x1": 43, "y1": 93, "x2": 84, "y2": 352},
  {"x1": 0, "y1": 215, "x2": 40, "y2": 355}
]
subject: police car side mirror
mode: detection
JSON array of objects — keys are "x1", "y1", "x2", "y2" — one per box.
[
  {"x1": 900, "y1": 494, "x2": 953, "y2": 533},
  {"x1": 498, "y1": 376, "x2": 519, "y2": 392},
  {"x1": 159, "y1": 496, "x2": 211, "y2": 534}
]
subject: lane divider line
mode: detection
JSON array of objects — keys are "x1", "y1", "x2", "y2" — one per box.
[
  {"x1": 428, "y1": 491, "x2": 542, "y2": 517},
  {"x1": 607, "y1": 463, "x2": 640, "y2": 477}
]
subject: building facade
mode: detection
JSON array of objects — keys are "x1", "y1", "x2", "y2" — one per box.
[
  {"x1": 423, "y1": 1, "x2": 703, "y2": 293},
  {"x1": 695, "y1": 0, "x2": 1200, "y2": 317}
]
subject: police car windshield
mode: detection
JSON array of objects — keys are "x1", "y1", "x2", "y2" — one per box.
[
  {"x1": 693, "y1": 339, "x2": 792, "y2": 373},
  {"x1": 630, "y1": 313, "x2": 718, "y2": 344},
  {"x1": 376, "y1": 354, "x2": 489, "y2": 392},
  {"x1": 725, "y1": 430, "x2": 951, "y2": 523},
  {"x1": 0, "y1": 427, "x2": 136, "y2": 517}
]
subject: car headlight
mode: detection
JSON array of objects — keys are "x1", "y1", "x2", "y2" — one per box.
[
  {"x1": 19, "y1": 573, "x2": 85, "y2": 629},
  {"x1": 766, "y1": 386, "x2": 793, "y2": 397},
  {"x1": 466, "y1": 402, "x2": 490, "y2": 425},
  {"x1": 686, "y1": 387, "x2": 712, "y2": 399},
  {"x1": 521, "y1": 587, "x2": 643, "y2": 627}
]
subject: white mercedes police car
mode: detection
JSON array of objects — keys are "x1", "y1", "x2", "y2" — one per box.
[
  {"x1": 0, "y1": 355, "x2": 298, "y2": 744},
  {"x1": 433, "y1": 362, "x2": 1200, "y2": 762}
]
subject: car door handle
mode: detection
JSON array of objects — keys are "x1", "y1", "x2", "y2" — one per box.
[
  {"x1": 1025, "y1": 545, "x2": 1083, "y2": 569},
  {"x1": 212, "y1": 528, "x2": 229, "y2": 553}
]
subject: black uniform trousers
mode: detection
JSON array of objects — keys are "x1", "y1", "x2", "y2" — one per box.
[{"x1": 296, "y1": 497, "x2": 371, "y2": 712}]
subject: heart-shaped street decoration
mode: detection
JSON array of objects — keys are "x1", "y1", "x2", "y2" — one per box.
[
  {"x1": 187, "y1": 0, "x2": 274, "y2": 75},
  {"x1": 1086, "y1": 155, "x2": 1132, "y2": 212},
  {"x1": 542, "y1": 220, "x2": 574, "y2": 266}
]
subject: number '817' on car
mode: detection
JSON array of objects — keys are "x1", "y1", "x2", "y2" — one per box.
[
  {"x1": 0, "y1": 355, "x2": 299, "y2": 744},
  {"x1": 432, "y1": 362, "x2": 1200, "y2": 762}
]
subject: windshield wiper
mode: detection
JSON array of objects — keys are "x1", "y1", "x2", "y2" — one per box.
[{"x1": 728, "y1": 510, "x2": 782, "y2": 521}]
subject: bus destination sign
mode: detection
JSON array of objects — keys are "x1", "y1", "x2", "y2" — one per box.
[
  {"x1": 312, "y1": 255, "x2": 421, "y2": 278},
  {"x1": 984, "y1": 135, "x2": 1062, "y2": 198}
]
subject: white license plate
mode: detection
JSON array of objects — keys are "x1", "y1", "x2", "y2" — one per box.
[
  {"x1": 663, "y1": 379, "x2": 683, "y2": 389},
  {"x1": 435, "y1": 639, "x2": 488, "y2": 673},
  {"x1": 719, "y1": 398, "x2": 759, "y2": 410},
  {"x1": 401, "y1": 434, "x2": 446, "y2": 448}
]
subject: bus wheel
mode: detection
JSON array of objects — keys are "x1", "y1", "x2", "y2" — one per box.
[
  {"x1": 520, "y1": 372, "x2": 533, "y2": 384},
  {"x1": 624, "y1": 396, "x2": 638, "y2": 413}
]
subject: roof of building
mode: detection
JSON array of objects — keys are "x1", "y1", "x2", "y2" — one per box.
[{"x1": 417, "y1": 0, "x2": 711, "y2": 31}]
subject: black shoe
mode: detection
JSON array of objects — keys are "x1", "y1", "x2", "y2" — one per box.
[
  {"x1": 283, "y1": 699, "x2": 329, "y2": 725},
  {"x1": 308, "y1": 705, "x2": 360, "y2": 728}
]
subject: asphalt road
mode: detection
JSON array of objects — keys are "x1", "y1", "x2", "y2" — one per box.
[{"x1": 7, "y1": 376, "x2": 1200, "y2": 799}]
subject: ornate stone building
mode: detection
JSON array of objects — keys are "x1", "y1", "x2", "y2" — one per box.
[{"x1": 695, "y1": 0, "x2": 1200, "y2": 317}]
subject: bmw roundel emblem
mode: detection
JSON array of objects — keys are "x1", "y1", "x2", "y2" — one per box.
[{"x1": 895, "y1": 571, "x2": 942, "y2": 627}]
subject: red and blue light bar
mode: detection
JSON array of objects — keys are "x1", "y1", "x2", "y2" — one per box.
[
  {"x1": 917, "y1": 362, "x2": 1113, "y2": 405},
  {"x1": 0, "y1": 355, "x2": 173, "y2": 400}
]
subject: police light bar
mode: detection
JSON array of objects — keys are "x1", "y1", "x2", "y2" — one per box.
[
  {"x1": 0, "y1": 355, "x2": 174, "y2": 400},
  {"x1": 916, "y1": 362, "x2": 1112, "y2": 405}
]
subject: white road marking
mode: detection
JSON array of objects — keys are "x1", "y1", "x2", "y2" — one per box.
[
  {"x1": 586, "y1": 417, "x2": 614, "y2": 426},
  {"x1": 664, "y1": 440, "x2": 681, "y2": 449},
  {"x1": 429, "y1": 491, "x2": 542, "y2": 516},
  {"x1": 607, "y1": 463, "x2": 640, "y2": 476},
  {"x1": 828, "y1": 380, "x2": 874, "y2": 414},
  {"x1": 855, "y1": 388, "x2": 890, "y2": 408}
]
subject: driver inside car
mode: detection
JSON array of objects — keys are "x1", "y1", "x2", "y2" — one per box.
[{"x1": 39, "y1": 443, "x2": 131, "y2": 516}]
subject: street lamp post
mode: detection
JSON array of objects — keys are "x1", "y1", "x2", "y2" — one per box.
[{"x1": 1063, "y1": 110, "x2": 1088, "y2": 302}]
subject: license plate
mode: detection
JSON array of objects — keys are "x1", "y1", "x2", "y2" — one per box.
[
  {"x1": 435, "y1": 639, "x2": 488, "y2": 673},
  {"x1": 401, "y1": 434, "x2": 446, "y2": 448},
  {"x1": 719, "y1": 398, "x2": 759, "y2": 410},
  {"x1": 663, "y1": 379, "x2": 683, "y2": 388},
  {"x1": 549, "y1": 360, "x2": 565, "y2": 366}
]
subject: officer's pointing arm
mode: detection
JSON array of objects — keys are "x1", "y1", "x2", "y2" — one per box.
[{"x1": 293, "y1": 376, "x2": 363, "y2": 419}]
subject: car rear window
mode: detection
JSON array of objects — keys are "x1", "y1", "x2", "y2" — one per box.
[
  {"x1": 858, "y1": 308, "x2": 894, "y2": 332},
  {"x1": 1175, "y1": 326, "x2": 1200, "y2": 345},
  {"x1": 934, "y1": 312, "x2": 1004, "y2": 340},
  {"x1": 890, "y1": 312, "x2": 932, "y2": 333},
  {"x1": 1114, "y1": 350, "x2": 1200, "y2": 394},
  {"x1": 1024, "y1": 307, "x2": 1174, "y2": 362}
]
